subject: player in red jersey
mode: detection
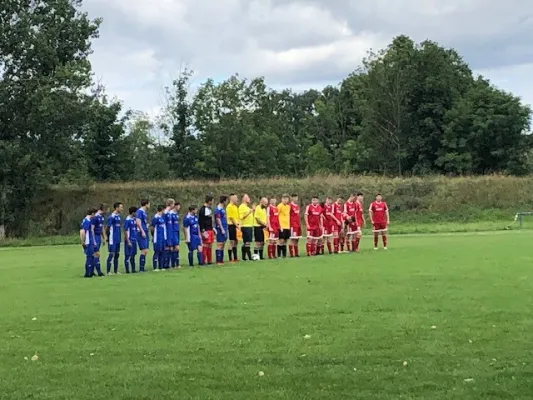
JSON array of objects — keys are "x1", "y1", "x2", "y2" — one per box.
[
  {"x1": 353, "y1": 192, "x2": 365, "y2": 252},
  {"x1": 267, "y1": 197, "x2": 280, "y2": 259},
  {"x1": 305, "y1": 196, "x2": 323, "y2": 256},
  {"x1": 288, "y1": 194, "x2": 301, "y2": 257},
  {"x1": 369, "y1": 193, "x2": 389, "y2": 250},
  {"x1": 316, "y1": 201, "x2": 326, "y2": 255},
  {"x1": 323, "y1": 197, "x2": 340, "y2": 254},
  {"x1": 334, "y1": 197, "x2": 345, "y2": 253},
  {"x1": 343, "y1": 193, "x2": 358, "y2": 252}
]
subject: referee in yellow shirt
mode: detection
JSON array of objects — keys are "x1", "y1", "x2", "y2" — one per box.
[
  {"x1": 226, "y1": 194, "x2": 240, "y2": 262},
  {"x1": 253, "y1": 197, "x2": 268, "y2": 260},
  {"x1": 277, "y1": 194, "x2": 291, "y2": 258},
  {"x1": 239, "y1": 194, "x2": 254, "y2": 261}
]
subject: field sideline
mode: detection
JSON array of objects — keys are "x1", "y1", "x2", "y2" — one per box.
[{"x1": 1, "y1": 231, "x2": 533, "y2": 399}]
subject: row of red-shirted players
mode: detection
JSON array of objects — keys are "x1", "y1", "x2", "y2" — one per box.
[{"x1": 264, "y1": 192, "x2": 389, "y2": 258}]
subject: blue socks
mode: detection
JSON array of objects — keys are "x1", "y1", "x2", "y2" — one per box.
[
  {"x1": 139, "y1": 254, "x2": 146, "y2": 271},
  {"x1": 124, "y1": 257, "x2": 130, "y2": 273},
  {"x1": 197, "y1": 251, "x2": 204, "y2": 266},
  {"x1": 130, "y1": 257, "x2": 136, "y2": 273},
  {"x1": 106, "y1": 254, "x2": 114, "y2": 274},
  {"x1": 84, "y1": 256, "x2": 94, "y2": 277},
  {"x1": 188, "y1": 251, "x2": 194, "y2": 267},
  {"x1": 153, "y1": 252, "x2": 159, "y2": 270},
  {"x1": 113, "y1": 254, "x2": 119, "y2": 273},
  {"x1": 216, "y1": 249, "x2": 223, "y2": 263}
]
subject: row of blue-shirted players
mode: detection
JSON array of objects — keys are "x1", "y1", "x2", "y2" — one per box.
[{"x1": 80, "y1": 198, "x2": 207, "y2": 278}]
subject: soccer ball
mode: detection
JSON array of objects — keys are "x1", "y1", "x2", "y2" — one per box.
[{"x1": 251, "y1": 254, "x2": 260, "y2": 261}]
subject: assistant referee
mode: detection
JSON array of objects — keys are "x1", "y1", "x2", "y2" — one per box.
[
  {"x1": 239, "y1": 194, "x2": 254, "y2": 261},
  {"x1": 226, "y1": 194, "x2": 240, "y2": 262}
]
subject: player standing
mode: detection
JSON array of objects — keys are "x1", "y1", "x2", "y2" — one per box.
[
  {"x1": 369, "y1": 193, "x2": 389, "y2": 250},
  {"x1": 124, "y1": 206, "x2": 138, "y2": 273},
  {"x1": 253, "y1": 197, "x2": 268, "y2": 260},
  {"x1": 267, "y1": 197, "x2": 280, "y2": 259},
  {"x1": 106, "y1": 202, "x2": 123, "y2": 275},
  {"x1": 167, "y1": 200, "x2": 181, "y2": 269},
  {"x1": 151, "y1": 205, "x2": 167, "y2": 271},
  {"x1": 136, "y1": 200, "x2": 150, "y2": 272},
  {"x1": 354, "y1": 192, "x2": 365, "y2": 252},
  {"x1": 199, "y1": 195, "x2": 214, "y2": 265},
  {"x1": 226, "y1": 194, "x2": 240, "y2": 263},
  {"x1": 334, "y1": 197, "x2": 345, "y2": 252},
  {"x1": 343, "y1": 194, "x2": 358, "y2": 253},
  {"x1": 214, "y1": 195, "x2": 228, "y2": 265},
  {"x1": 80, "y1": 208, "x2": 100, "y2": 278},
  {"x1": 163, "y1": 198, "x2": 175, "y2": 269},
  {"x1": 277, "y1": 195, "x2": 291, "y2": 258},
  {"x1": 91, "y1": 204, "x2": 107, "y2": 276},
  {"x1": 238, "y1": 194, "x2": 254, "y2": 261},
  {"x1": 323, "y1": 197, "x2": 340, "y2": 254},
  {"x1": 305, "y1": 196, "x2": 323, "y2": 256},
  {"x1": 183, "y1": 205, "x2": 204, "y2": 266},
  {"x1": 289, "y1": 194, "x2": 301, "y2": 257}
]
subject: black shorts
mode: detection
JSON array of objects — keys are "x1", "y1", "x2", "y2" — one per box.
[
  {"x1": 254, "y1": 227, "x2": 265, "y2": 243},
  {"x1": 228, "y1": 225, "x2": 238, "y2": 241},
  {"x1": 241, "y1": 227, "x2": 253, "y2": 243},
  {"x1": 279, "y1": 229, "x2": 290, "y2": 240}
]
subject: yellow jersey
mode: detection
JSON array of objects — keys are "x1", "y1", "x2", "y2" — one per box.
[
  {"x1": 254, "y1": 206, "x2": 267, "y2": 227},
  {"x1": 277, "y1": 203, "x2": 291, "y2": 229},
  {"x1": 239, "y1": 203, "x2": 254, "y2": 227},
  {"x1": 226, "y1": 203, "x2": 239, "y2": 225}
]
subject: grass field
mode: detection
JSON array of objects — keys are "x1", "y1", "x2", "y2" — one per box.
[{"x1": 1, "y1": 232, "x2": 533, "y2": 399}]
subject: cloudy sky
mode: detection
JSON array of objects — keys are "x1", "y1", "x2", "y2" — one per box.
[{"x1": 83, "y1": 0, "x2": 533, "y2": 115}]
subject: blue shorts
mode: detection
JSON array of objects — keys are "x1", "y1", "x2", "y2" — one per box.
[
  {"x1": 137, "y1": 237, "x2": 149, "y2": 251},
  {"x1": 125, "y1": 242, "x2": 137, "y2": 257},
  {"x1": 94, "y1": 236, "x2": 102, "y2": 251},
  {"x1": 216, "y1": 231, "x2": 227, "y2": 243},
  {"x1": 153, "y1": 240, "x2": 165, "y2": 252},
  {"x1": 83, "y1": 245, "x2": 95, "y2": 257},
  {"x1": 108, "y1": 243, "x2": 120, "y2": 253},
  {"x1": 187, "y1": 236, "x2": 202, "y2": 251},
  {"x1": 167, "y1": 233, "x2": 179, "y2": 247}
]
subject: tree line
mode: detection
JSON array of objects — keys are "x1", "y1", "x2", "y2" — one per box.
[{"x1": 1, "y1": 0, "x2": 532, "y2": 237}]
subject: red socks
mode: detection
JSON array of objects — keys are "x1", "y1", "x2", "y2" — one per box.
[
  {"x1": 333, "y1": 237, "x2": 339, "y2": 253},
  {"x1": 374, "y1": 234, "x2": 379, "y2": 248},
  {"x1": 383, "y1": 235, "x2": 387, "y2": 247},
  {"x1": 268, "y1": 244, "x2": 277, "y2": 259},
  {"x1": 354, "y1": 237, "x2": 360, "y2": 251}
]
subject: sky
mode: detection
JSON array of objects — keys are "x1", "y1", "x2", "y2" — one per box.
[{"x1": 83, "y1": 0, "x2": 533, "y2": 116}]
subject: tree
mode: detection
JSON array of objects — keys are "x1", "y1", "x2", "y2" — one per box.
[
  {"x1": 0, "y1": 0, "x2": 101, "y2": 236},
  {"x1": 438, "y1": 77, "x2": 532, "y2": 175}
]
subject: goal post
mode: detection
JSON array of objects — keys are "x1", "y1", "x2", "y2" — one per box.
[{"x1": 507, "y1": 212, "x2": 533, "y2": 229}]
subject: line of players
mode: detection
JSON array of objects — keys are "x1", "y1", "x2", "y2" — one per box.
[{"x1": 79, "y1": 192, "x2": 389, "y2": 277}]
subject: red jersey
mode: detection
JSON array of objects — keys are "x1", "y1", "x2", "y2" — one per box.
[
  {"x1": 333, "y1": 202, "x2": 343, "y2": 222},
  {"x1": 290, "y1": 202, "x2": 300, "y2": 227},
  {"x1": 344, "y1": 201, "x2": 357, "y2": 219},
  {"x1": 267, "y1": 204, "x2": 280, "y2": 230},
  {"x1": 370, "y1": 201, "x2": 388, "y2": 224},
  {"x1": 305, "y1": 204, "x2": 322, "y2": 229},
  {"x1": 324, "y1": 203, "x2": 335, "y2": 223},
  {"x1": 355, "y1": 201, "x2": 364, "y2": 224}
]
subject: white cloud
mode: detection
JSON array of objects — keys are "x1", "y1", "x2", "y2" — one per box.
[{"x1": 82, "y1": 0, "x2": 533, "y2": 112}]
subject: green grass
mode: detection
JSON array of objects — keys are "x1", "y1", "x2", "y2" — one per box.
[{"x1": 1, "y1": 232, "x2": 533, "y2": 399}]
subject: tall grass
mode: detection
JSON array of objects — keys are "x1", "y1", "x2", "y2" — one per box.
[{"x1": 24, "y1": 174, "x2": 533, "y2": 237}]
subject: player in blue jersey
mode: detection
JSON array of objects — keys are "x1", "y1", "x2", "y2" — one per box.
[
  {"x1": 136, "y1": 199, "x2": 150, "y2": 272},
  {"x1": 91, "y1": 204, "x2": 107, "y2": 276},
  {"x1": 214, "y1": 195, "x2": 228, "y2": 265},
  {"x1": 151, "y1": 205, "x2": 167, "y2": 271},
  {"x1": 80, "y1": 208, "x2": 103, "y2": 278},
  {"x1": 183, "y1": 205, "x2": 204, "y2": 267},
  {"x1": 167, "y1": 200, "x2": 181, "y2": 269},
  {"x1": 163, "y1": 198, "x2": 175, "y2": 269},
  {"x1": 106, "y1": 202, "x2": 123, "y2": 275},
  {"x1": 124, "y1": 206, "x2": 138, "y2": 273}
]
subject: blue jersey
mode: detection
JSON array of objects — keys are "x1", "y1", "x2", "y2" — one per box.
[
  {"x1": 92, "y1": 212, "x2": 105, "y2": 237},
  {"x1": 124, "y1": 216, "x2": 137, "y2": 243},
  {"x1": 136, "y1": 208, "x2": 149, "y2": 234},
  {"x1": 107, "y1": 212, "x2": 122, "y2": 245},
  {"x1": 183, "y1": 214, "x2": 200, "y2": 238},
  {"x1": 151, "y1": 214, "x2": 167, "y2": 244},
  {"x1": 81, "y1": 217, "x2": 95, "y2": 246},
  {"x1": 214, "y1": 205, "x2": 227, "y2": 231}
]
